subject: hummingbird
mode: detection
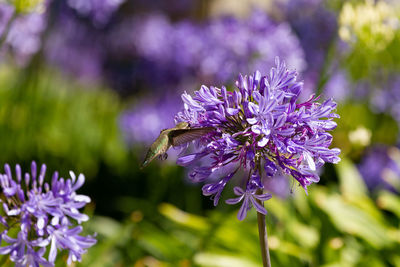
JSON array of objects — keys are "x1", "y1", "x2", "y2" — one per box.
[{"x1": 141, "y1": 122, "x2": 215, "y2": 168}]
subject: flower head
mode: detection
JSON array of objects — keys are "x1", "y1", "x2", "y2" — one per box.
[
  {"x1": 175, "y1": 57, "x2": 340, "y2": 220},
  {"x1": 0, "y1": 162, "x2": 96, "y2": 266}
]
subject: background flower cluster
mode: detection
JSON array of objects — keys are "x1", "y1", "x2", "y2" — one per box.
[{"x1": 0, "y1": 162, "x2": 96, "y2": 266}]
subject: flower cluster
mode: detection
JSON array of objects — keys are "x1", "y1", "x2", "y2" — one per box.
[
  {"x1": 0, "y1": 162, "x2": 96, "y2": 266},
  {"x1": 67, "y1": 0, "x2": 125, "y2": 27},
  {"x1": 358, "y1": 146, "x2": 400, "y2": 192},
  {"x1": 0, "y1": 3, "x2": 47, "y2": 65},
  {"x1": 107, "y1": 11, "x2": 305, "y2": 94},
  {"x1": 45, "y1": 8, "x2": 104, "y2": 81},
  {"x1": 370, "y1": 75, "x2": 400, "y2": 127},
  {"x1": 131, "y1": 11, "x2": 306, "y2": 84},
  {"x1": 284, "y1": 0, "x2": 337, "y2": 89},
  {"x1": 120, "y1": 94, "x2": 182, "y2": 145},
  {"x1": 175, "y1": 58, "x2": 341, "y2": 220}
]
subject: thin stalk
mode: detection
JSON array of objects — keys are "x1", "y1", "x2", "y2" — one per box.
[
  {"x1": 255, "y1": 182, "x2": 271, "y2": 267},
  {"x1": 257, "y1": 205, "x2": 271, "y2": 267}
]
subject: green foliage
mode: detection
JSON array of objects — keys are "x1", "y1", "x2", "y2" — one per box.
[
  {"x1": 334, "y1": 102, "x2": 398, "y2": 157},
  {"x1": 0, "y1": 64, "x2": 128, "y2": 177},
  {"x1": 75, "y1": 160, "x2": 400, "y2": 267}
]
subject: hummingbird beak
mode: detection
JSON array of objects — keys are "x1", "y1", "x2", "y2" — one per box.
[{"x1": 140, "y1": 160, "x2": 149, "y2": 169}]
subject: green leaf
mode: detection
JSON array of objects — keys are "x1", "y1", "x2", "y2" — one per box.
[
  {"x1": 377, "y1": 191, "x2": 400, "y2": 218},
  {"x1": 78, "y1": 216, "x2": 134, "y2": 267},
  {"x1": 335, "y1": 158, "x2": 367, "y2": 198},
  {"x1": 159, "y1": 203, "x2": 209, "y2": 232},
  {"x1": 194, "y1": 252, "x2": 260, "y2": 267},
  {"x1": 315, "y1": 191, "x2": 392, "y2": 248},
  {"x1": 137, "y1": 222, "x2": 194, "y2": 261},
  {"x1": 335, "y1": 158, "x2": 384, "y2": 222},
  {"x1": 286, "y1": 221, "x2": 319, "y2": 248}
]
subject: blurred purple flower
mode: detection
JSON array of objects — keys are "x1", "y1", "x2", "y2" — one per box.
[
  {"x1": 131, "y1": 14, "x2": 173, "y2": 64},
  {"x1": 41, "y1": 7, "x2": 307, "y2": 96},
  {"x1": 349, "y1": 75, "x2": 400, "y2": 136},
  {"x1": 131, "y1": 0, "x2": 195, "y2": 15},
  {"x1": 44, "y1": 5, "x2": 104, "y2": 81},
  {"x1": 0, "y1": 3, "x2": 46, "y2": 65},
  {"x1": 284, "y1": 0, "x2": 337, "y2": 91},
  {"x1": 198, "y1": 11, "x2": 306, "y2": 84},
  {"x1": 67, "y1": 0, "x2": 125, "y2": 27},
  {"x1": 323, "y1": 71, "x2": 350, "y2": 102},
  {"x1": 0, "y1": 3, "x2": 13, "y2": 35},
  {"x1": 108, "y1": 11, "x2": 305, "y2": 93},
  {"x1": 358, "y1": 146, "x2": 400, "y2": 192},
  {"x1": 175, "y1": 58, "x2": 340, "y2": 220},
  {"x1": 0, "y1": 162, "x2": 96, "y2": 266},
  {"x1": 285, "y1": 0, "x2": 337, "y2": 68},
  {"x1": 370, "y1": 76, "x2": 400, "y2": 125},
  {"x1": 6, "y1": 13, "x2": 46, "y2": 62},
  {"x1": 120, "y1": 94, "x2": 182, "y2": 146},
  {"x1": 263, "y1": 172, "x2": 291, "y2": 199}
]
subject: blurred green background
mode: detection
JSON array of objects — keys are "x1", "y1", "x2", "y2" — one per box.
[{"x1": 0, "y1": 0, "x2": 400, "y2": 266}]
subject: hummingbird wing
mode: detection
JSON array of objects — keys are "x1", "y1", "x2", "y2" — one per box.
[{"x1": 170, "y1": 127, "x2": 215, "y2": 147}]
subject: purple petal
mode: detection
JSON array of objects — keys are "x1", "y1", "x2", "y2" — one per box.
[
  {"x1": 251, "y1": 125, "x2": 262, "y2": 134},
  {"x1": 303, "y1": 151, "x2": 316, "y2": 171},
  {"x1": 250, "y1": 196, "x2": 268, "y2": 215},
  {"x1": 254, "y1": 193, "x2": 272, "y2": 201},
  {"x1": 233, "y1": 186, "x2": 245, "y2": 196},
  {"x1": 237, "y1": 196, "x2": 249, "y2": 221},
  {"x1": 246, "y1": 117, "x2": 258, "y2": 125},
  {"x1": 258, "y1": 137, "x2": 269, "y2": 147},
  {"x1": 225, "y1": 195, "x2": 244, "y2": 205},
  {"x1": 226, "y1": 108, "x2": 239, "y2": 116}
]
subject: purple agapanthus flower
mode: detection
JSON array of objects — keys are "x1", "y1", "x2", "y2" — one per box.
[
  {"x1": 120, "y1": 93, "x2": 182, "y2": 145},
  {"x1": 370, "y1": 76, "x2": 400, "y2": 129},
  {"x1": 0, "y1": 3, "x2": 13, "y2": 35},
  {"x1": 67, "y1": 0, "x2": 125, "y2": 27},
  {"x1": 358, "y1": 146, "x2": 400, "y2": 192},
  {"x1": 284, "y1": 0, "x2": 337, "y2": 86},
  {"x1": 0, "y1": 2, "x2": 47, "y2": 65},
  {"x1": 0, "y1": 162, "x2": 96, "y2": 266},
  {"x1": 175, "y1": 58, "x2": 340, "y2": 220},
  {"x1": 109, "y1": 11, "x2": 305, "y2": 94}
]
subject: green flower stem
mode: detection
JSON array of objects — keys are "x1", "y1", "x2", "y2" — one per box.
[{"x1": 257, "y1": 201, "x2": 271, "y2": 267}]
